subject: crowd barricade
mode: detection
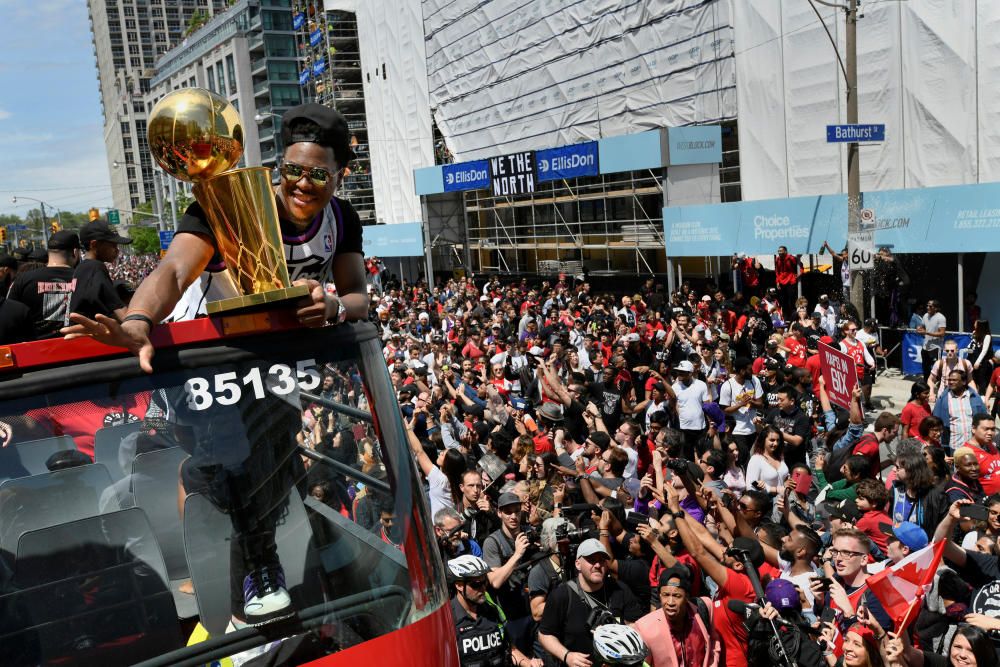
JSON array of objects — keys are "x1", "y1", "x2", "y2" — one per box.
[{"x1": 878, "y1": 326, "x2": 997, "y2": 376}]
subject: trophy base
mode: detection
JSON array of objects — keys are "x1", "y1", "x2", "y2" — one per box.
[{"x1": 206, "y1": 284, "x2": 311, "y2": 315}]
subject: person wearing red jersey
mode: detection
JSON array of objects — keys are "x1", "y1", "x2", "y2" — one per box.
[
  {"x1": 962, "y1": 413, "x2": 1000, "y2": 495},
  {"x1": 839, "y1": 320, "x2": 875, "y2": 404},
  {"x1": 731, "y1": 254, "x2": 762, "y2": 299},
  {"x1": 773, "y1": 246, "x2": 801, "y2": 316},
  {"x1": 781, "y1": 324, "x2": 808, "y2": 368}
]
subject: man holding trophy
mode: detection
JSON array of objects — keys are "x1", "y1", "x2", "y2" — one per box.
[{"x1": 63, "y1": 92, "x2": 370, "y2": 627}]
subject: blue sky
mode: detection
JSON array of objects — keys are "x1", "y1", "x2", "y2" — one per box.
[{"x1": 0, "y1": 0, "x2": 112, "y2": 219}]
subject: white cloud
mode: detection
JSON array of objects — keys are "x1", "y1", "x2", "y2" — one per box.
[{"x1": 0, "y1": 109, "x2": 9, "y2": 120}]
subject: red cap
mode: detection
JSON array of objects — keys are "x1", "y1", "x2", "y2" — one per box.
[{"x1": 819, "y1": 335, "x2": 834, "y2": 345}]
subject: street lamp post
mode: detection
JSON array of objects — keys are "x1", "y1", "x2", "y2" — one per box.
[
  {"x1": 9, "y1": 195, "x2": 61, "y2": 243},
  {"x1": 807, "y1": 0, "x2": 865, "y2": 320}
]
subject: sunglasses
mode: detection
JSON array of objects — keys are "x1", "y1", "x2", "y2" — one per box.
[
  {"x1": 464, "y1": 579, "x2": 488, "y2": 590},
  {"x1": 280, "y1": 161, "x2": 334, "y2": 186}
]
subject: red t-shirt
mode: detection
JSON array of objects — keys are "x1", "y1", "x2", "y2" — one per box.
[
  {"x1": 27, "y1": 394, "x2": 151, "y2": 459},
  {"x1": 805, "y1": 354, "x2": 823, "y2": 388},
  {"x1": 774, "y1": 254, "x2": 799, "y2": 286},
  {"x1": 532, "y1": 433, "x2": 555, "y2": 455},
  {"x1": 856, "y1": 509, "x2": 893, "y2": 553},
  {"x1": 670, "y1": 613, "x2": 709, "y2": 667},
  {"x1": 738, "y1": 258, "x2": 760, "y2": 288},
  {"x1": 853, "y1": 434, "x2": 881, "y2": 479},
  {"x1": 900, "y1": 401, "x2": 931, "y2": 439},
  {"x1": 713, "y1": 569, "x2": 756, "y2": 667},
  {"x1": 649, "y1": 552, "x2": 702, "y2": 598},
  {"x1": 784, "y1": 337, "x2": 807, "y2": 367},
  {"x1": 968, "y1": 442, "x2": 1000, "y2": 495}
]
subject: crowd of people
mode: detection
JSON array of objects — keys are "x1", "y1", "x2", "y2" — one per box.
[
  {"x1": 362, "y1": 272, "x2": 1000, "y2": 667},
  {"x1": 4, "y1": 212, "x2": 1000, "y2": 666}
]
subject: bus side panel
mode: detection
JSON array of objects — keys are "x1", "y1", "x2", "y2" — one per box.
[{"x1": 299, "y1": 604, "x2": 459, "y2": 667}]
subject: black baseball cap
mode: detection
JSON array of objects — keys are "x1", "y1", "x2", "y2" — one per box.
[
  {"x1": 80, "y1": 220, "x2": 132, "y2": 248},
  {"x1": 46, "y1": 230, "x2": 80, "y2": 251},
  {"x1": 281, "y1": 103, "x2": 356, "y2": 166},
  {"x1": 0, "y1": 255, "x2": 17, "y2": 269}
]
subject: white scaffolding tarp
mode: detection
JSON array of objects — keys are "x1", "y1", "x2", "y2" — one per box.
[
  {"x1": 351, "y1": 0, "x2": 435, "y2": 224},
  {"x1": 421, "y1": 0, "x2": 737, "y2": 161},
  {"x1": 733, "y1": 0, "x2": 992, "y2": 201}
]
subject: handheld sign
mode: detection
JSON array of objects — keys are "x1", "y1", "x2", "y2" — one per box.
[{"x1": 819, "y1": 342, "x2": 859, "y2": 410}]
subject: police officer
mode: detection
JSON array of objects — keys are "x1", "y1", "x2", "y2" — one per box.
[{"x1": 448, "y1": 555, "x2": 541, "y2": 667}]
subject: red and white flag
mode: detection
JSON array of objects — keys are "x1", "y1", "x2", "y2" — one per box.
[{"x1": 866, "y1": 540, "x2": 946, "y2": 631}]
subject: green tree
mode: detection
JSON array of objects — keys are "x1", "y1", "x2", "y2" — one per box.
[
  {"x1": 184, "y1": 9, "x2": 208, "y2": 36},
  {"x1": 129, "y1": 226, "x2": 161, "y2": 255}
]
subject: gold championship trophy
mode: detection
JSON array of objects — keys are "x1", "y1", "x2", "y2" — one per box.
[{"x1": 147, "y1": 88, "x2": 309, "y2": 314}]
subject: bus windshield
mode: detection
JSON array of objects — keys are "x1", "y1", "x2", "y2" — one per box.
[{"x1": 0, "y1": 323, "x2": 447, "y2": 667}]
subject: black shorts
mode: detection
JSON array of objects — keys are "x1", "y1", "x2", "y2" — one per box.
[{"x1": 860, "y1": 368, "x2": 875, "y2": 387}]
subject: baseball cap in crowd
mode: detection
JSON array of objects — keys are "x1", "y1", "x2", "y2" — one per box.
[
  {"x1": 655, "y1": 330, "x2": 667, "y2": 340},
  {"x1": 528, "y1": 346, "x2": 545, "y2": 358},
  {"x1": 497, "y1": 492, "x2": 523, "y2": 509},
  {"x1": 510, "y1": 397, "x2": 528, "y2": 410},
  {"x1": 766, "y1": 338, "x2": 779, "y2": 348},
  {"x1": 80, "y1": 220, "x2": 132, "y2": 248},
  {"x1": 674, "y1": 360, "x2": 694, "y2": 373},
  {"x1": 281, "y1": 102, "x2": 355, "y2": 166},
  {"x1": 819, "y1": 335, "x2": 835, "y2": 345},
  {"x1": 658, "y1": 564, "x2": 693, "y2": 590},
  {"x1": 718, "y1": 333, "x2": 730, "y2": 342},
  {"x1": 0, "y1": 255, "x2": 16, "y2": 270},
  {"x1": 47, "y1": 230, "x2": 81, "y2": 251},
  {"x1": 397, "y1": 385, "x2": 416, "y2": 398},
  {"x1": 730, "y1": 536, "x2": 766, "y2": 569},
  {"x1": 28, "y1": 247, "x2": 48, "y2": 261},
  {"x1": 765, "y1": 359, "x2": 782, "y2": 371},
  {"x1": 701, "y1": 295, "x2": 712, "y2": 302},
  {"x1": 765, "y1": 578, "x2": 801, "y2": 612},
  {"x1": 889, "y1": 522, "x2": 928, "y2": 551},
  {"x1": 589, "y1": 431, "x2": 612, "y2": 451},
  {"x1": 826, "y1": 499, "x2": 863, "y2": 523},
  {"x1": 480, "y1": 295, "x2": 489, "y2": 301},
  {"x1": 576, "y1": 538, "x2": 610, "y2": 559},
  {"x1": 626, "y1": 333, "x2": 640, "y2": 343},
  {"x1": 819, "y1": 294, "x2": 830, "y2": 302}
]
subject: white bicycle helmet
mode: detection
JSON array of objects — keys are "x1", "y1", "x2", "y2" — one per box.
[
  {"x1": 447, "y1": 555, "x2": 492, "y2": 582},
  {"x1": 592, "y1": 624, "x2": 648, "y2": 666}
]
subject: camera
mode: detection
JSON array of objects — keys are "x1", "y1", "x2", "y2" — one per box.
[
  {"x1": 585, "y1": 607, "x2": 617, "y2": 630},
  {"x1": 521, "y1": 525, "x2": 541, "y2": 545},
  {"x1": 665, "y1": 458, "x2": 690, "y2": 475},
  {"x1": 555, "y1": 522, "x2": 590, "y2": 544}
]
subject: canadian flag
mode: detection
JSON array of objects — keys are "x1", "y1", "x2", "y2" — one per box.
[{"x1": 866, "y1": 540, "x2": 946, "y2": 631}]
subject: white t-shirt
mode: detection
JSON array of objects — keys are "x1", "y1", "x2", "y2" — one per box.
[
  {"x1": 719, "y1": 376, "x2": 763, "y2": 435},
  {"x1": 672, "y1": 379, "x2": 710, "y2": 430},
  {"x1": 746, "y1": 454, "x2": 789, "y2": 492},
  {"x1": 427, "y1": 466, "x2": 454, "y2": 517}
]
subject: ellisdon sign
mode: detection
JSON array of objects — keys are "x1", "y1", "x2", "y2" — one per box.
[
  {"x1": 753, "y1": 214, "x2": 809, "y2": 240},
  {"x1": 443, "y1": 160, "x2": 490, "y2": 192},
  {"x1": 537, "y1": 141, "x2": 599, "y2": 182}
]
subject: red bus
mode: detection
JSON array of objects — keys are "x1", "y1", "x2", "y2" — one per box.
[{"x1": 0, "y1": 310, "x2": 459, "y2": 667}]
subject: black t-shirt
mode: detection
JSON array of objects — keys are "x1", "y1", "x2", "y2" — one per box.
[
  {"x1": 765, "y1": 406, "x2": 812, "y2": 467},
  {"x1": 70, "y1": 259, "x2": 125, "y2": 319},
  {"x1": 7, "y1": 265, "x2": 76, "y2": 340},
  {"x1": 0, "y1": 299, "x2": 31, "y2": 344},
  {"x1": 616, "y1": 556, "x2": 651, "y2": 606},
  {"x1": 176, "y1": 196, "x2": 364, "y2": 283},
  {"x1": 538, "y1": 580, "x2": 644, "y2": 657}
]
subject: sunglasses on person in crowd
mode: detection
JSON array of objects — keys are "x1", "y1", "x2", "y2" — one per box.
[{"x1": 280, "y1": 161, "x2": 334, "y2": 186}]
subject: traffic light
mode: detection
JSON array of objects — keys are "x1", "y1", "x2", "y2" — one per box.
[
  {"x1": 50, "y1": 220, "x2": 60, "y2": 235},
  {"x1": 88, "y1": 208, "x2": 100, "y2": 222},
  {"x1": 0, "y1": 228, "x2": 7, "y2": 244}
]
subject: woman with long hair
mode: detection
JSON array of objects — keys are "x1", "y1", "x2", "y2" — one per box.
[
  {"x1": 968, "y1": 319, "x2": 994, "y2": 392},
  {"x1": 900, "y1": 380, "x2": 932, "y2": 440},
  {"x1": 923, "y1": 444, "x2": 950, "y2": 486},
  {"x1": 886, "y1": 623, "x2": 1000, "y2": 667},
  {"x1": 745, "y1": 425, "x2": 788, "y2": 496},
  {"x1": 889, "y1": 440, "x2": 948, "y2": 539}
]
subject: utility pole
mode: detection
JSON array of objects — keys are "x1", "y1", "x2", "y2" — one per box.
[
  {"x1": 845, "y1": 0, "x2": 864, "y2": 319},
  {"x1": 39, "y1": 201, "x2": 49, "y2": 243}
]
